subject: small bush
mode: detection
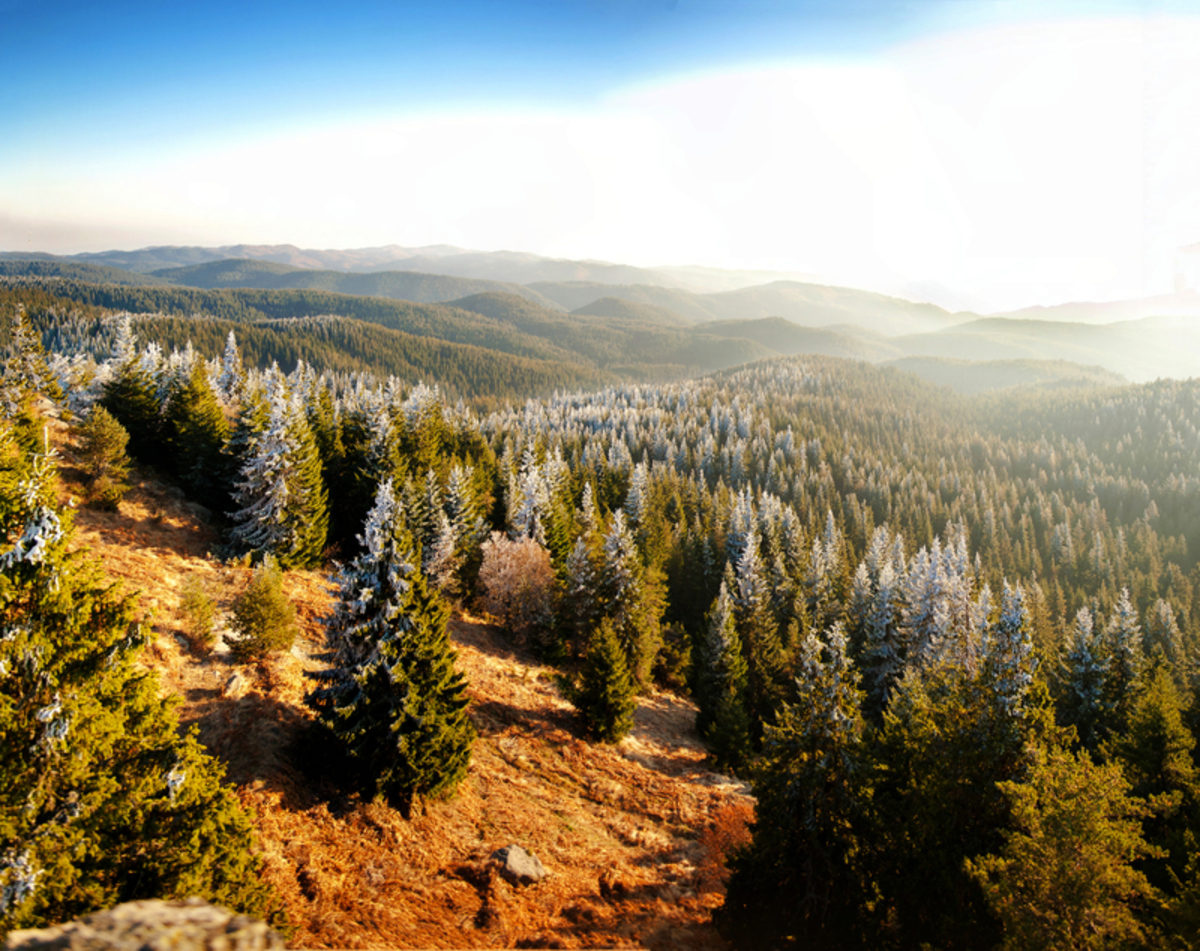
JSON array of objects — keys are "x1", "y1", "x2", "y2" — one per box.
[
  {"x1": 179, "y1": 576, "x2": 217, "y2": 653},
  {"x1": 75, "y1": 405, "x2": 131, "y2": 510},
  {"x1": 228, "y1": 556, "x2": 300, "y2": 661}
]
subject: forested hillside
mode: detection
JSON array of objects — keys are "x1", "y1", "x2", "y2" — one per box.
[{"x1": 6, "y1": 293, "x2": 1200, "y2": 947}]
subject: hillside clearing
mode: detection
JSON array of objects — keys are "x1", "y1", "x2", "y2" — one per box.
[{"x1": 57, "y1": 446, "x2": 751, "y2": 950}]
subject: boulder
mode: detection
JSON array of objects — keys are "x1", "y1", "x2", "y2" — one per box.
[
  {"x1": 3, "y1": 898, "x2": 285, "y2": 951},
  {"x1": 490, "y1": 844, "x2": 548, "y2": 886}
]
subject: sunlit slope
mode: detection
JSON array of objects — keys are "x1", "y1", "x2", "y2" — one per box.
[
  {"x1": 884, "y1": 356, "x2": 1128, "y2": 394},
  {"x1": 152, "y1": 258, "x2": 564, "y2": 309},
  {"x1": 533, "y1": 278, "x2": 969, "y2": 336},
  {"x1": 570, "y1": 296, "x2": 696, "y2": 327}
]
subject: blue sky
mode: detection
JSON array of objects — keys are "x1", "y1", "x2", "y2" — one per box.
[{"x1": 2, "y1": 1, "x2": 1195, "y2": 309}]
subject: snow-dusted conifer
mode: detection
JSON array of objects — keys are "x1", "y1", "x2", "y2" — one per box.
[
  {"x1": 1061, "y1": 606, "x2": 1109, "y2": 751},
  {"x1": 1104, "y1": 587, "x2": 1144, "y2": 733},
  {"x1": 695, "y1": 580, "x2": 751, "y2": 771},
  {"x1": 984, "y1": 582, "x2": 1036, "y2": 721},
  {"x1": 308, "y1": 478, "x2": 474, "y2": 807}
]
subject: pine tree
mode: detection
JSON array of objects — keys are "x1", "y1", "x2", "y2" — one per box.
[
  {"x1": 1103, "y1": 587, "x2": 1144, "y2": 737},
  {"x1": 567, "y1": 617, "x2": 637, "y2": 743},
  {"x1": 74, "y1": 404, "x2": 131, "y2": 510},
  {"x1": 720, "y1": 622, "x2": 869, "y2": 949},
  {"x1": 1061, "y1": 607, "x2": 1110, "y2": 752},
  {"x1": 0, "y1": 421, "x2": 276, "y2": 935},
  {"x1": 164, "y1": 361, "x2": 230, "y2": 510},
  {"x1": 100, "y1": 335, "x2": 161, "y2": 464},
  {"x1": 694, "y1": 580, "x2": 751, "y2": 773},
  {"x1": 732, "y1": 533, "x2": 784, "y2": 739},
  {"x1": 965, "y1": 747, "x2": 1163, "y2": 951},
  {"x1": 600, "y1": 511, "x2": 663, "y2": 688},
  {"x1": 229, "y1": 384, "x2": 328, "y2": 569},
  {"x1": 308, "y1": 479, "x2": 474, "y2": 809}
]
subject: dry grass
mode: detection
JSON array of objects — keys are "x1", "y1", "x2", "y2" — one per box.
[{"x1": 54, "y1": 431, "x2": 753, "y2": 950}]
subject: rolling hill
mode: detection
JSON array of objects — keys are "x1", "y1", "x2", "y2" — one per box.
[{"x1": 150, "y1": 259, "x2": 564, "y2": 309}]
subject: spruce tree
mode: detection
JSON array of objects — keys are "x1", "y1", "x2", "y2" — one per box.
[
  {"x1": 0, "y1": 421, "x2": 276, "y2": 935},
  {"x1": 720, "y1": 622, "x2": 869, "y2": 949},
  {"x1": 600, "y1": 511, "x2": 663, "y2": 688},
  {"x1": 99, "y1": 347, "x2": 161, "y2": 464},
  {"x1": 308, "y1": 479, "x2": 474, "y2": 809},
  {"x1": 694, "y1": 579, "x2": 751, "y2": 772},
  {"x1": 1061, "y1": 607, "x2": 1111, "y2": 753},
  {"x1": 567, "y1": 617, "x2": 637, "y2": 743},
  {"x1": 164, "y1": 361, "x2": 230, "y2": 510},
  {"x1": 74, "y1": 405, "x2": 131, "y2": 510},
  {"x1": 229, "y1": 384, "x2": 328, "y2": 569}
]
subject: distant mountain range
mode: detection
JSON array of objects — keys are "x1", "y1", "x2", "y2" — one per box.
[
  {"x1": 4, "y1": 243, "x2": 1200, "y2": 387},
  {"x1": 0, "y1": 243, "x2": 825, "y2": 294}
]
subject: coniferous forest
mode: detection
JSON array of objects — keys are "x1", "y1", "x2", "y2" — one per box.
[{"x1": 4, "y1": 288, "x2": 1200, "y2": 949}]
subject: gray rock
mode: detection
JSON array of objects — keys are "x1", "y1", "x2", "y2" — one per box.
[
  {"x1": 3, "y1": 898, "x2": 285, "y2": 951},
  {"x1": 490, "y1": 843, "x2": 548, "y2": 886}
]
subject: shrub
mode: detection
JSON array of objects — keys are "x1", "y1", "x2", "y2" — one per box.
[
  {"x1": 476, "y1": 532, "x2": 558, "y2": 650},
  {"x1": 227, "y1": 556, "x2": 299, "y2": 660},
  {"x1": 179, "y1": 575, "x2": 218, "y2": 653}
]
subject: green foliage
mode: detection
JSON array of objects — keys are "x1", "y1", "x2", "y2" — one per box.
[
  {"x1": 179, "y1": 575, "x2": 217, "y2": 654},
  {"x1": 100, "y1": 358, "x2": 161, "y2": 463},
  {"x1": 720, "y1": 624, "x2": 871, "y2": 949},
  {"x1": 227, "y1": 556, "x2": 299, "y2": 660},
  {"x1": 565, "y1": 617, "x2": 638, "y2": 744},
  {"x1": 966, "y1": 746, "x2": 1164, "y2": 950},
  {"x1": 74, "y1": 405, "x2": 131, "y2": 510},
  {"x1": 164, "y1": 361, "x2": 230, "y2": 509},
  {"x1": 0, "y1": 421, "x2": 277, "y2": 935},
  {"x1": 308, "y1": 480, "x2": 474, "y2": 809}
]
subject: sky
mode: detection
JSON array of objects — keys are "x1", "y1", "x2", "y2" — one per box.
[{"x1": 2, "y1": 0, "x2": 1199, "y2": 311}]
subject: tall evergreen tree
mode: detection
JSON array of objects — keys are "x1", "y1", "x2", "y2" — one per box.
[
  {"x1": 720, "y1": 622, "x2": 870, "y2": 949},
  {"x1": 566, "y1": 616, "x2": 638, "y2": 743},
  {"x1": 0, "y1": 421, "x2": 276, "y2": 935},
  {"x1": 1060, "y1": 606, "x2": 1110, "y2": 753},
  {"x1": 694, "y1": 579, "x2": 751, "y2": 772},
  {"x1": 229, "y1": 383, "x2": 327, "y2": 569},
  {"x1": 308, "y1": 479, "x2": 474, "y2": 809},
  {"x1": 164, "y1": 361, "x2": 230, "y2": 510}
]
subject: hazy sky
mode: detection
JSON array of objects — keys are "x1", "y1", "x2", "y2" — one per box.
[{"x1": 2, "y1": 0, "x2": 1198, "y2": 310}]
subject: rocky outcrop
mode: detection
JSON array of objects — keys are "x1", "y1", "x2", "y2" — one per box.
[{"x1": 3, "y1": 899, "x2": 285, "y2": 951}]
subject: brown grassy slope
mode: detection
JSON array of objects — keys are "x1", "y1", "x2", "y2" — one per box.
[{"x1": 55, "y1": 441, "x2": 752, "y2": 950}]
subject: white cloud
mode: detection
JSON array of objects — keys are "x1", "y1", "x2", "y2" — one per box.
[{"x1": 4, "y1": 13, "x2": 1200, "y2": 309}]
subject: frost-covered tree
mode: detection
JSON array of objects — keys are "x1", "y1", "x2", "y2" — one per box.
[
  {"x1": 601, "y1": 511, "x2": 663, "y2": 688},
  {"x1": 1103, "y1": 588, "x2": 1144, "y2": 735},
  {"x1": 1060, "y1": 607, "x2": 1110, "y2": 752},
  {"x1": 476, "y1": 532, "x2": 558, "y2": 651},
  {"x1": 0, "y1": 421, "x2": 276, "y2": 935},
  {"x1": 229, "y1": 384, "x2": 328, "y2": 569},
  {"x1": 216, "y1": 329, "x2": 243, "y2": 405},
  {"x1": 983, "y1": 583, "x2": 1037, "y2": 735},
  {"x1": 721, "y1": 622, "x2": 869, "y2": 948},
  {"x1": 307, "y1": 479, "x2": 474, "y2": 809},
  {"x1": 694, "y1": 579, "x2": 751, "y2": 772}
]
